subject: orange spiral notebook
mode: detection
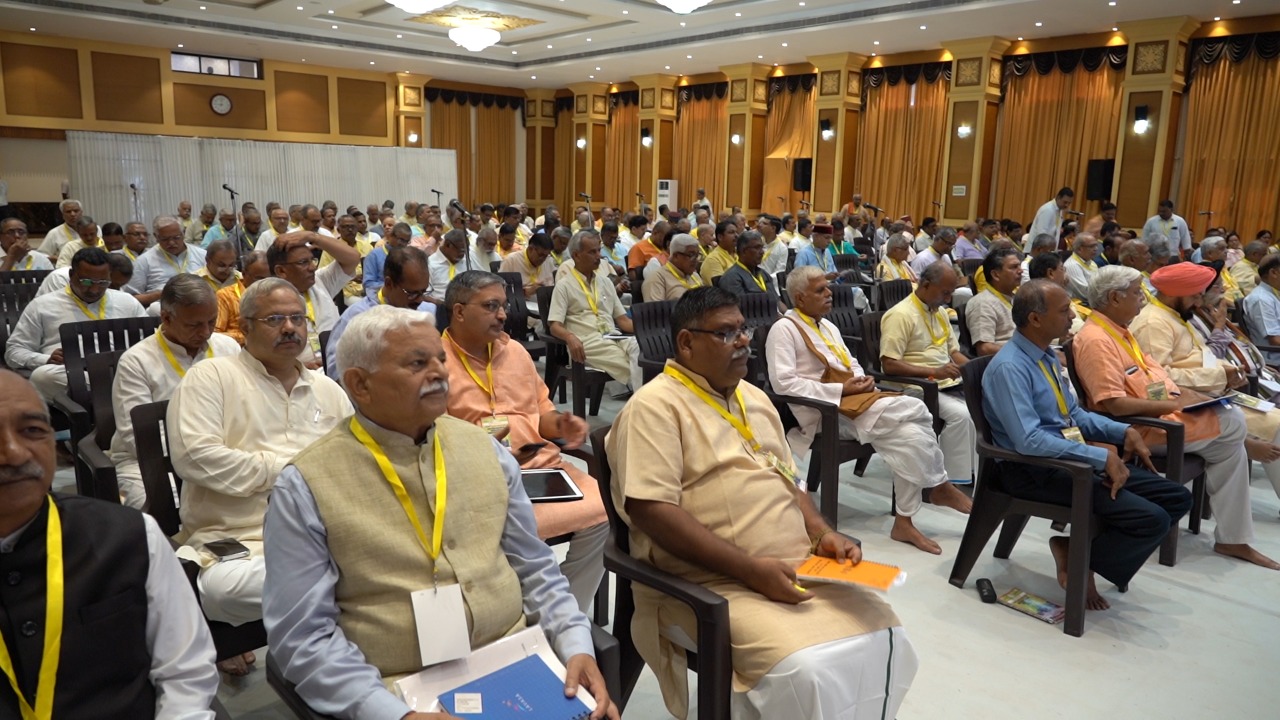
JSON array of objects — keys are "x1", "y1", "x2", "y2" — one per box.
[{"x1": 795, "y1": 555, "x2": 906, "y2": 591}]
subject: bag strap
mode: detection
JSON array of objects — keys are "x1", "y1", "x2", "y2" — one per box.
[{"x1": 785, "y1": 315, "x2": 834, "y2": 371}]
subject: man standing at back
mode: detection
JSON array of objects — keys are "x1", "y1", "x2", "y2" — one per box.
[
  {"x1": 1143, "y1": 200, "x2": 1193, "y2": 259},
  {"x1": 1028, "y1": 187, "x2": 1075, "y2": 253}
]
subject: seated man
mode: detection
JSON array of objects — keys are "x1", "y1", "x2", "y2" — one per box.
[
  {"x1": 909, "y1": 226, "x2": 955, "y2": 277},
  {"x1": 608, "y1": 287, "x2": 916, "y2": 719},
  {"x1": 1232, "y1": 239, "x2": 1267, "y2": 297},
  {"x1": 767, "y1": 266, "x2": 972, "y2": 554},
  {"x1": 183, "y1": 204, "x2": 216, "y2": 245},
  {"x1": 758, "y1": 215, "x2": 788, "y2": 279},
  {"x1": 549, "y1": 230, "x2": 642, "y2": 392},
  {"x1": 1064, "y1": 232, "x2": 1101, "y2": 303},
  {"x1": 627, "y1": 220, "x2": 670, "y2": 284},
  {"x1": 263, "y1": 305, "x2": 615, "y2": 720},
  {"x1": 5, "y1": 247, "x2": 146, "y2": 400},
  {"x1": 718, "y1": 230, "x2": 783, "y2": 312},
  {"x1": 54, "y1": 215, "x2": 102, "y2": 268},
  {"x1": 168, "y1": 278, "x2": 352, "y2": 673},
  {"x1": 110, "y1": 275, "x2": 240, "y2": 509},
  {"x1": 1075, "y1": 265, "x2": 1278, "y2": 569},
  {"x1": 470, "y1": 225, "x2": 503, "y2": 271},
  {"x1": 496, "y1": 221, "x2": 525, "y2": 258},
  {"x1": 267, "y1": 231, "x2": 359, "y2": 368},
  {"x1": 254, "y1": 205, "x2": 291, "y2": 252},
  {"x1": 876, "y1": 233, "x2": 917, "y2": 284},
  {"x1": 985, "y1": 280, "x2": 1193, "y2": 609},
  {"x1": 642, "y1": 233, "x2": 704, "y2": 301},
  {"x1": 35, "y1": 199, "x2": 96, "y2": 259},
  {"x1": 326, "y1": 246, "x2": 433, "y2": 380},
  {"x1": 794, "y1": 223, "x2": 839, "y2": 280},
  {"x1": 124, "y1": 216, "x2": 207, "y2": 308},
  {"x1": 549, "y1": 225, "x2": 573, "y2": 274},
  {"x1": 0, "y1": 217, "x2": 54, "y2": 272},
  {"x1": 320, "y1": 214, "x2": 375, "y2": 306},
  {"x1": 0, "y1": 369, "x2": 220, "y2": 717},
  {"x1": 443, "y1": 271, "x2": 609, "y2": 609},
  {"x1": 965, "y1": 246, "x2": 1021, "y2": 356},
  {"x1": 196, "y1": 239, "x2": 241, "y2": 291},
  {"x1": 426, "y1": 229, "x2": 476, "y2": 305},
  {"x1": 879, "y1": 262, "x2": 977, "y2": 484},
  {"x1": 1242, "y1": 253, "x2": 1280, "y2": 367},
  {"x1": 362, "y1": 221, "x2": 413, "y2": 298},
  {"x1": 499, "y1": 230, "x2": 556, "y2": 299},
  {"x1": 214, "y1": 250, "x2": 270, "y2": 346},
  {"x1": 698, "y1": 219, "x2": 739, "y2": 282},
  {"x1": 200, "y1": 208, "x2": 237, "y2": 248}
]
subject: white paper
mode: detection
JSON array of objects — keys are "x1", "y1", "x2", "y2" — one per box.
[
  {"x1": 452, "y1": 693, "x2": 483, "y2": 714},
  {"x1": 410, "y1": 585, "x2": 472, "y2": 668}
]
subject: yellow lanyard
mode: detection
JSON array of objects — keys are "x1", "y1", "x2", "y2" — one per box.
[
  {"x1": 734, "y1": 261, "x2": 766, "y2": 291},
  {"x1": 123, "y1": 248, "x2": 137, "y2": 261},
  {"x1": 796, "y1": 311, "x2": 852, "y2": 369},
  {"x1": 304, "y1": 293, "x2": 316, "y2": 326},
  {"x1": 571, "y1": 268, "x2": 601, "y2": 317},
  {"x1": 665, "y1": 262, "x2": 701, "y2": 289},
  {"x1": 891, "y1": 259, "x2": 915, "y2": 281},
  {"x1": 63, "y1": 286, "x2": 104, "y2": 321},
  {"x1": 349, "y1": 418, "x2": 447, "y2": 569},
  {"x1": 911, "y1": 294, "x2": 950, "y2": 346},
  {"x1": 202, "y1": 274, "x2": 221, "y2": 291},
  {"x1": 815, "y1": 248, "x2": 830, "y2": 272},
  {"x1": 1037, "y1": 360, "x2": 1071, "y2": 421},
  {"x1": 444, "y1": 331, "x2": 496, "y2": 414},
  {"x1": 377, "y1": 288, "x2": 387, "y2": 305},
  {"x1": 232, "y1": 282, "x2": 244, "y2": 300},
  {"x1": 0, "y1": 499, "x2": 63, "y2": 720},
  {"x1": 646, "y1": 238, "x2": 661, "y2": 256},
  {"x1": 1149, "y1": 296, "x2": 1202, "y2": 348},
  {"x1": 160, "y1": 249, "x2": 186, "y2": 272},
  {"x1": 1091, "y1": 315, "x2": 1149, "y2": 375},
  {"x1": 604, "y1": 245, "x2": 624, "y2": 264},
  {"x1": 156, "y1": 332, "x2": 212, "y2": 379},
  {"x1": 16, "y1": 255, "x2": 34, "y2": 270},
  {"x1": 1072, "y1": 254, "x2": 1096, "y2": 273},
  {"x1": 664, "y1": 365, "x2": 760, "y2": 452},
  {"x1": 711, "y1": 247, "x2": 735, "y2": 268},
  {"x1": 448, "y1": 262, "x2": 457, "y2": 280},
  {"x1": 698, "y1": 244, "x2": 708, "y2": 257},
  {"x1": 993, "y1": 290, "x2": 1013, "y2": 308}
]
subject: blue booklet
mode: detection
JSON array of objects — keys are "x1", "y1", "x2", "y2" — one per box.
[{"x1": 437, "y1": 654, "x2": 592, "y2": 719}]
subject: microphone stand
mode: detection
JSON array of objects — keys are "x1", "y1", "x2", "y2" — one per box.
[
  {"x1": 432, "y1": 189, "x2": 443, "y2": 209},
  {"x1": 130, "y1": 184, "x2": 141, "y2": 223},
  {"x1": 224, "y1": 184, "x2": 240, "y2": 258}
]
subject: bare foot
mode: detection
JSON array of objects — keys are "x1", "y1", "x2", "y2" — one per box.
[
  {"x1": 927, "y1": 482, "x2": 973, "y2": 514},
  {"x1": 217, "y1": 651, "x2": 257, "y2": 677},
  {"x1": 1215, "y1": 543, "x2": 1280, "y2": 570},
  {"x1": 1048, "y1": 536, "x2": 1110, "y2": 610},
  {"x1": 1244, "y1": 438, "x2": 1280, "y2": 464},
  {"x1": 890, "y1": 517, "x2": 942, "y2": 554}
]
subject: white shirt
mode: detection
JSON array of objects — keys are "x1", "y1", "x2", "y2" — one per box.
[
  {"x1": 1028, "y1": 199, "x2": 1062, "y2": 252},
  {"x1": 4, "y1": 250, "x2": 53, "y2": 272},
  {"x1": 125, "y1": 245, "x2": 207, "y2": 294},
  {"x1": 1064, "y1": 254, "x2": 1098, "y2": 302},
  {"x1": 1143, "y1": 214, "x2": 1192, "y2": 251},
  {"x1": 255, "y1": 226, "x2": 284, "y2": 252},
  {"x1": 470, "y1": 247, "x2": 502, "y2": 272},
  {"x1": 317, "y1": 226, "x2": 337, "y2": 238},
  {"x1": 789, "y1": 234, "x2": 812, "y2": 251},
  {"x1": 35, "y1": 222, "x2": 100, "y2": 258},
  {"x1": 427, "y1": 251, "x2": 470, "y2": 301},
  {"x1": 35, "y1": 266, "x2": 71, "y2": 296},
  {"x1": 168, "y1": 351, "x2": 353, "y2": 564},
  {"x1": 909, "y1": 246, "x2": 951, "y2": 276},
  {"x1": 4, "y1": 288, "x2": 147, "y2": 369},
  {"x1": 299, "y1": 260, "x2": 355, "y2": 363},
  {"x1": 761, "y1": 239, "x2": 789, "y2": 278}
]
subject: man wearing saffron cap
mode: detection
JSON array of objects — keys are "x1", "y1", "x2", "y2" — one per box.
[{"x1": 1132, "y1": 262, "x2": 1280, "y2": 502}]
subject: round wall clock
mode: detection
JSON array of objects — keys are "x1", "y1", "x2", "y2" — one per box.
[{"x1": 210, "y1": 93, "x2": 233, "y2": 115}]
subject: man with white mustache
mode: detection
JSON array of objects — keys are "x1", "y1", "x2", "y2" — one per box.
[{"x1": 167, "y1": 277, "x2": 352, "y2": 675}]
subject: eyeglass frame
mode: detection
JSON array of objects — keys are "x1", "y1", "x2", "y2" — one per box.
[
  {"x1": 686, "y1": 325, "x2": 754, "y2": 345},
  {"x1": 246, "y1": 313, "x2": 309, "y2": 329}
]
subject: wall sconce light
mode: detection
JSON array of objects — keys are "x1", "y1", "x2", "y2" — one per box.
[
  {"x1": 730, "y1": 133, "x2": 741, "y2": 145},
  {"x1": 1133, "y1": 105, "x2": 1150, "y2": 135},
  {"x1": 406, "y1": 132, "x2": 419, "y2": 144},
  {"x1": 956, "y1": 124, "x2": 972, "y2": 139},
  {"x1": 819, "y1": 119, "x2": 834, "y2": 141},
  {"x1": 576, "y1": 137, "x2": 587, "y2": 149},
  {"x1": 640, "y1": 128, "x2": 653, "y2": 148}
]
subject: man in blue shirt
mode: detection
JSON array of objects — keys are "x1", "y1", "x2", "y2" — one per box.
[
  {"x1": 361, "y1": 221, "x2": 413, "y2": 298},
  {"x1": 794, "y1": 223, "x2": 838, "y2": 279},
  {"x1": 983, "y1": 279, "x2": 1192, "y2": 610}
]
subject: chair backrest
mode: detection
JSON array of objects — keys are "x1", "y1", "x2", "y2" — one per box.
[
  {"x1": 785, "y1": 247, "x2": 797, "y2": 273},
  {"x1": 827, "y1": 285, "x2": 861, "y2": 338},
  {"x1": 86, "y1": 348, "x2": 128, "y2": 449},
  {"x1": 834, "y1": 253, "x2": 861, "y2": 273},
  {"x1": 535, "y1": 284, "x2": 556, "y2": 336},
  {"x1": 740, "y1": 292, "x2": 777, "y2": 329},
  {"x1": 956, "y1": 303, "x2": 974, "y2": 356},
  {"x1": 0, "y1": 283, "x2": 41, "y2": 351},
  {"x1": 1061, "y1": 338, "x2": 1089, "y2": 407},
  {"x1": 961, "y1": 355, "x2": 996, "y2": 443},
  {"x1": 58, "y1": 317, "x2": 161, "y2": 419},
  {"x1": 318, "y1": 330, "x2": 332, "y2": 369},
  {"x1": 0, "y1": 270, "x2": 52, "y2": 286},
  {"x1": 500, "y1": 275, "x2": 533, "y2": 340},
  {"x1": 710, "y1": 275, "x2": 721, "y2": 288},
  {"x1": 589, "y1": 424, "x2": 631, "y2": 555},
  {"x1": 776, "y1": 272, "x2": 791, "y2": 308},
  {"x1": 876, "y1": 278, "x2": 912, "y2": 311},
  {"x1": 957, "y1": 258, "x2": 982, "y2": 279},
  {"x1": 132, "y1": 400, "x2": 182, "y2": 535},
  {"x1": 632, "y1": 300, "x2": 675, "y2": 364},
  {"x1": 490, "y1": 260, "x2": 502, "y2": 273},
  {"x1": 859, "y1": 310, "x2": 886, "y2": 373}
]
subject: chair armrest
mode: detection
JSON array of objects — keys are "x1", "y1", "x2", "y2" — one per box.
[
  {"x1": 603, "y1": 545, "x2": 728, "y2": 619},
  {"x1": 562, "y1": 445, "x2": 598, "y2": 479},
  {"x1": 976, "y1": 438, "x2": 1096, "y2": 478},
  {"x1": 867, "y1": 371, "x2": 940, "y2": 417},
  {"x1": 75, "y1": 434, "x2": 119, "y2": 502},
  {"x1": 1110, "y1": 414, "x2": 1186, "y2": 482},
  {"x1": 638, "y1": 357, "x2": 667, "y2": 372},
  {"x1": 49, "y1": 391, "x2": 91, "y2": 442}
]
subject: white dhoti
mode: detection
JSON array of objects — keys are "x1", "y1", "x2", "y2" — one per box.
[
  {"x1": 114, "y1": 459, "x2": 146, "y2": 510},
  {"x1": 29, "y1": 364, "x2": 68, "y2": 402},
  {"x1": 197, "y1": 554, "x2": 266, "y2": 626},
  {"x1": 1243, "y1": 408, "x2": 1280, "y2": 500},
  {"x1": 838, "y1": 395, "x2": 948, "y2": 515},
  {"x1": 896, "y1": 388, "x2": 975, "y2": 482},
  {"x1": 580, "y1": 333, "x2": 642, "y2": 390},
  {"x1": 1181, "y1": 406, "x2": 1256, "y2": 545},
  {"x1": 732, "y1": 627, "x2": 918, "y2": 720}
]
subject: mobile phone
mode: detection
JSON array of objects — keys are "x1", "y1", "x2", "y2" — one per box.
[{"x1": 203, "y1": 538, "x2": 250, "y2": 562}]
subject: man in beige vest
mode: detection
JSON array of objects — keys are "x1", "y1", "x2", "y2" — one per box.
[
  {"x1": 607, "y1": 286, "x2": 916, "y2": 719},
  {"x1": 262, "y1": 305, "x2": 616, "y2": 720}
]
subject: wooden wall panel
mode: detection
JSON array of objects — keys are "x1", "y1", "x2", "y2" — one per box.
[
  {"x1": 727, "y1": 114, "x2": 745, "y2": 208},
  {"x1": 574, "y1": 122, "x2": 587, "y2": 194},
  {"x1": 275, "y1": 70, "x2": 330, "y2": 134},
  {"x1": 839, "y1": 108, "x2": 858, "y2": 205},
  {"x1": 640, "y1": 118, "x2": 654, "y2": 200},
  {"x1": 814, "y1": 107, "x2": 839, "y2": 212},
  {"x1": 591, "y1": 123, "x2": 607, "y2": 200},
  {"x1": 1, "y1": 42, "x2": 81, "y2": 119},
  {"x1": 540, "y1": 126, "x2": 555, "y2": 200},
  {"x1": 173, "y1": 83, "x2": 267, "y2": 129},
  {"x1": 525, "y1": 126, "x2": 537, "y2": 197},
  {"x1": 658, "y1": 118, "x2": 674, "y2": 183},
  {"x1": 91, "y1": 52, "x2": 162, "y2": 124},
  {"x1": 977, "y1": 100, "x2": 999, "y2": 218},
  {"x1": 945, "y1": 100, "x2": 978, "y2": 219},
  {"x1": 748, "y1": 113, "x2": 766, "y2": 210},
  {"x1": 336, "y1": 77, "x2": 386, "y2": 137},
  {"x1": 1116, "y1": 90, "x2": 1163, "y2": 227}
]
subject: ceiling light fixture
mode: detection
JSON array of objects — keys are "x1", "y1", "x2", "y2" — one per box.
[
  {"x1": 641, "y1": 128, "x2": 653, "y2": 147},
  {"x1": 665, "y1": 65, "x2": 671, "y2": 69},
  {"x1": 1133, "y1": 105, "x2": 1150, "y2": 134},
  {"x1": 369, "y1": 61, "x2": 376, "y2": 65},
  {"x1": 873, "y1": 40, "x2": 880, "y2": 45},
  {"x1": 296, "y1": 5, "x2": 303, "y2": 10},
  {"x1": 782, "y1": 42, "x2": 789, "y2": 47},
  {"x1": 957, "y1": 124, "x2": 972, "y2": 139},
  {"x1": 407, "y1": 132, "x2": 419, "y2": 143},
  {"x1": 1035, "y1": 21, "x2": 1042, "y2": 27},
  {"x1": 547, "y1": 44, "x2": 553, "y2": 48},
  {"x1": 586, "y1": 38, "x2": 592, "y2": 42},
  {"x1": 920, "y1": 25, "x2": 927, "y2": 30},
  {"x1": 177, "y1": 43, "x2": 184, "y2": 48},
  {"x1": 819, "y1": 119, "x2": 834, "y2": 141},
  {"x1": 589, "y1": 75, "x2": 595, "y2": 79},
  {"x1": 654, "y1": 0, "x2": 712, "y2": 13},
  {"x1": 1017, "y1": 36, "x2": 1024, "y2": 40},
  {"x1": 687, "y1": 54, "x2": 693, "y2": 59},
  {"x1": 512, "y1": 50, "x2": 518, "y2": 54},
  {"x1": 576, "y1": 138, "x2": 587, "y2": 149},
  {"x1": 1108, "y1": 1, "x2": 1116, "y2": 5},
  {"x1": 731, "y1": 133, "x2": 741, "y2": 145},
  {"x1": 328, "y1": 9, "x2": 334, "y2": 13},
  {"x1": 1112, "y1": 26, "x2": 1118, "y2": 31},
  {"x1": 735, "y1": 12, "x2": 742, "y2": 17},
  {"x1": 1214, "y1": 16, "x2": 1221, "y2": 21},
  {"x1": 531, "y1": 75, "x2": 537, "y2": 79},
  {"x1": 396, "y1": 34, "x2": 403, "y2": 38},
  {"x1": 1233, "y1": 0, "x2": 1241, "y2": 4},
  {"x1": 871, "y1": 52, "x2": 877, "y2": 56},
  {"x1": 331, "y1": 25, "x2": 338, "y2": 29},
  {"x1": 450, "y1": 25, "x2": 501, "y2": 52},
  {"x1": 387, "y1": 1, "x2": 455, "y2": 15}
]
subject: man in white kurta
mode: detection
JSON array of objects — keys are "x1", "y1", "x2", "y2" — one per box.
[
  {"x1": 168, "y1": 278, "x2": 352, "y2": 630},
  {"x1": 1142, "y1": 200, "x2": 1193, "y2": 255},
  {"x1": 1064, "y1": 232, "x2": 1101, "y2": 303},
  {"x1": 5, "y1": 247, "x2": 147, "y2": 400},
  {"x1": 1027, "y1": 187, "x2": 1075, "y2": 252},
  {"x1": 254, "y1": 206, "x2": 290, "y2": 252},
  {"x1": 766, "y1": 267, "x2": 972, "y2": 554},
  {"x1": 35, "y1": 199, "x2": 99, "y2": 258},
  {"x1": 109, "y1": 275, "x2": 240, "y2": 509},
  {"x1": 54, "y1": 216, "x2": 103, "y2": 269},
  {"x1": 548, "y1": 232, "x2": 642, "y2": 391},
  {"x1": 0, "y1": 218, "x2": 54, "y2": 272},
  {"x1": 267, "y1": 230, "x2": 358, "y2": 368},
  {"x1": 608, "y1": 286, "x2": 916, "y2": 720},
  {"x1": 124, "y1": 217, "x2": 207, "y2": 307}
]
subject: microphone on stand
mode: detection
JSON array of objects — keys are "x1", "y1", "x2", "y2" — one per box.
[
  {"x1": 449, "y1": 199, "x2": 471, "y2": 218},
  {"x1": 129, "y1": 184, "x2": 140, "y2": 223},
  {"x1": 932, "y1": 201, "x2": 942, "y2": 208},
  {"x1": 578, "y1": 192, "x2": 593, "y2": 201},
  {"x1": 222, "y1": 184, "x2": 237, "y2": 194},
  {"x1": 1065, "y1": 210, "x2": 1084, "y2": 217},
  {"x1": 864, "y1": 203, "x2": 882, "y2": 213}
]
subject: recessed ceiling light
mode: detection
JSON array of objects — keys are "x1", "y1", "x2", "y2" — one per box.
[
  {"x1": 1108, "y1": 1, "x2": 1115, "y2": 5},
  {"x1": 328, "y1": 9, "x2": 334, "y2": 13},
  {"x1": 1017, "y1": 36, "x2": 1024, "y2": 41},
  {"x1": 665, "y1": 65, "x2": 671, "y2": 69},
  {"x1": 301, "y1": 58, "x2": 306, "y2": 62},
  {"x1": 531, "y1": 75, "x2": 537, "y2": 79},
  {"x1": 1035, "y1": 21, "x2": 1042, "y2": 27},
  {"x1": 623, "y1": 9, "x2": 629, "y2": 13},
  {"x1": 199, "y1": 4, "x2": 206, "y2": 9},
  {"x1": 369, "y1": 61, "x2": 375, "y2": 65},
  {"x1": 871, "y1": 52, "x2": 877, "y2": 57},
  {"x1": 1233, "y1": 0, "x2": 1241, "y2": 4},
  {"x1": 782, "y1": 42, "x2": 788, "y2": 47},
  {"x1": 799, "y1": 1, "x2": 805, "y2": 5},
  {"x1": 396, "y1": 34, "x2": 403, "y2": 38},
  {"x1": 177, "y1": 43, "x2": 184, "y2": 48},
  {"x1": 687, "y1": 54, "x2": 693, "y2": 59},
  {"x1": 595, "y1": 66, "x2": 601, "y2": 70},
  {"x1": 331, "y1": 25, "x2": 338, "y2": 29},
  {"x1": 589, "y1": 75, "x2": 594, "y2": 79},
  {"x1": 680, "y1": 22, "x2": 686, "y2": 26},
  {"x1": 920, "y1": 25, "x2": 927, "y2": 30},
  {"x1": 873, "y1": 40, "x2": 880, "y2": 45},
  {"x1": 1214, "y1": 16, "x2": 1221, "y2": 20},
  {"x1": 547, "y1": 44, "x2": 553, "y2": 48},
  {"x1": 773, "y1": 63, "x2": 779, "y2": 66},
  {"x1": 1112, "y1": 26, "x2": 1118, "y2": 31},
  {"x1": 735, "y1": 12, "x2": 742, "y2": 17},
  {"x1": 296, "y1": 5, "x2": 303, "y2": 10},
  {"x1": 757, "y1": 55, "x2": 764, "y2": 59},
  {"x1": 586, "y1": 38, "x2": 592, "y2": 42},
  {"x1": 512, "y1": 50, "x2": 518, "y2": 54}
]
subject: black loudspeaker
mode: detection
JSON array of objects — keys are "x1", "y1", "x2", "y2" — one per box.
[
  {"x1": 792, "y1": 158, "x2": 813, "y2": 192},
  {"x1": 1086, "y1": 159, "x2": 1115, "y2": 201}
]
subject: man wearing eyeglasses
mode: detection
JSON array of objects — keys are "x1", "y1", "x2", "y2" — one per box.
[
  {"x1": 5, "y1": 247, "x2": 146, "y2": 401},
  {"x1": 642, "y1": 233, "x2": 704, "y2": 302},
  {"x1": 607, "y1": 287, "x2": 916, "y2": 719},
  {"x1": 325, "y1": 246, "x2": 433, "y2": 380},
  {"x1": 124, "y1": 215, "x2": 207, "y2": 308},
  {"x1": 167, "y1": 277, "x2": 352, "y2": 674},
  {"x1": 0, "y1": 218, "x2": 54, "y2": 272},
  {"x1": 267, "y1": 230, "x2": 360, "y2": 370},
  {"x1": 118, "y1": 221, "x2": 150, "y2": 261}
]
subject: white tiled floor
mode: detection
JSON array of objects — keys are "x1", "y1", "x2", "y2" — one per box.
[{"x1": 172, "y1": 381, "x2": 1280, "y2": 718}]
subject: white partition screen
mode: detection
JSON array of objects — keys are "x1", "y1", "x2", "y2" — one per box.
[{"x1": 66, "y1": 131, "x2": 458, "y2": 225}]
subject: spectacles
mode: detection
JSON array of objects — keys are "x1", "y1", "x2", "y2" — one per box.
[
  {"x1": 156, "y1": 234, "x2": 184, "y2": 244},
  {"x1": 398, "y1": 287, "x2": 430, "y2": 301},
  {"x1": 467, "y1": 300, "x2": 510, "y2": 314},
  {"x1": 125, "y1": 230, "x2": 149, "y2": 237},
  {"x1": 76, "y1": 278, "x2": 111, "y2": 288},
  {"x1": 687, "y1": 326, "x2": 754, "y2": 345},
  {"x1": 2, "y1": 228, "x2": 28, "y2": 237},
  {"x1": 248, "y1": 313, "x2": 308, "y2": 328},
  {"x1": 282, "y1": 256, "x2": 320, "y2": 269}
]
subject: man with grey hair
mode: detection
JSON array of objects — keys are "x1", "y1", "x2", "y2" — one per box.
[
  {"x1": 1198, "y1": 236, "x2": 1243, "y2": 304},
  {"x1": 255, "y1": 205, "x2": 291, "y2": 252},
  {"x1": 550, "y1": 225, "x2": 574, "y2": 273},
  {"x1": 168, "y1": 276, "x2": 352, "y2": 673},
  {"x1": 264, "y1": 304, "x2": 617, "y2": 719},
  {"x1": 109, "y1": 274, "x2": 240, "y2": 509},
  {"x1": 1022, "y1": 232, "x2": 1059, "y2": 283},
  {"x1": 327, "y1": 246, "x2": 433, "y2": 380},
  {"x1": 36, "y1": 198, "x2": 98, "y2": 257},
  {"x1": 54, "y1": 215, "x2": 102, "y2": 268},
  {"x1": 910, "y1": 226, "x2": 956, "y2": 277},
  {"x1": 426, "y1": 228, "x2": 475, "y2": 304},
  {"x1": 197, "y1": 238, "x2": 241, "y2": 291},
  {"x1": 692, "y1": 186, "x2": 712, "y2": 212},
  {"x1": 0, "y1": 217, "x2": 54, "y2": 272},
  {"x1": 643, "y1": 233, "x2": 704, "y2": 301},
  {"x1": 1230, "y1": 239, "x2": 1268, "y2": 297},
  {"x1": 550, "y1": 230, "x2": 642, "y2": 391},
  {"x1": 470, "y1": 225, "x2": 503, "y2": 271},
  {"x1": 125, "y1": 215, "x2": 207, "y2": 307},
  {"x1": 877, "y1": 233, "x2": 918, "y2": 283},
  {"x1": 1075, "y1": 264, "x2": 1278, "y2": 571},
  {"x1": 201, "y1": 208, "x2": 237, "y2": 248},
  {"x1": 1064, "y1": 232, "x2": 1101, "y2": 303},
  {"x1": 1147, "y1": 234, "x2": 1174, "y2": 274},
  {"x1": 184, "y1": 203, "x2": 217, "y2": 245}
]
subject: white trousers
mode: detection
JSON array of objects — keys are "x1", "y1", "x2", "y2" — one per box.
[
  {"x1": 935, "y1": 391, "x2": 977, "y2": 482},
  {"x1": 114, "y1": 460, "x2": 146, "y2": 510},
  {"x1": 198, "y1": 554, "x2": 265, "y2": 626},
  {"x1": 560, "y1": 522, "x2": 609, "y2": 613},
  {"x1": 838, "y1": 396, "x2": 948, "y2": 516},
  {"x1": 29, "y1": 364, "x2": 67, "y2": 402},
  {"x1": 732, "y1": 627, "x2": 918, "y2": 720},
  {"x1": 1182, "y1": 406, "x2": 1255, "y2": 545}
]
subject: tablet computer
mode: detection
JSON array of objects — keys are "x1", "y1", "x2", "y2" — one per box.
[
  {"x1": 520, "y1": 469, "x2": 584, "y2": 503},
  {"x1": 1181, "y1": 396, "x2": 1232, "y2": 412}
]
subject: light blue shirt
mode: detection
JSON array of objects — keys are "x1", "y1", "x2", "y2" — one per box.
[
  {"x1": 794, "y1": 245, "x2": 835, "y2": 273},
  {"x1": 123, "y1": 244, "x2": 206, "y2": 294},
  {"x1": 1243, "y1": 284, "x2": 1280, "y2": 365},
  {"x1": 201, "y1": 224, "x2": 231, "y2": 248},
  {"x1": 953, "y1": 236, "x2": 986, "y2": 260},
  {"x1": 325, "y1": 295, "x2": 432, "y2": 380},
  {"x1": 263, "y1": 423, "x2": 594, "y2": 720},
  {"x1": 361, "y1": 246, "x2": 388, "y2": 297},
  {"x1": 984, "y1": 332, "x2": 1128, "y2": 470}
]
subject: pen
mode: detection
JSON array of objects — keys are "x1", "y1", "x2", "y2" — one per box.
[{"x1": 793, "y1": 583, "x2": 808, "y2": 592}]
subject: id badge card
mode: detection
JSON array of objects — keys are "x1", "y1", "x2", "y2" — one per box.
[
  {"x1": 480, "y1": 415, "x2": 509, "y2": 437},
  {"x1": 762, "y1": 450, "x2": 800, "y2": 486},
  {"x1": 1061, "y1": 426, "x2": 1085, "y2": 445},
  {"x1": 1146, "y1": 382, "x2": 1168, "y2": 401},
  {"x1": 410, "y1": 584, "x2": 472, "y2": 668}
]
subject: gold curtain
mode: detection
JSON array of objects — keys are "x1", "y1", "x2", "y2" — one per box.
[
  {"x1": 554, "y1": 106, "x2": 576, "y2": 217},
  {"x1": 430, "y1": 99, "x2": 473, "y2": 207},
  {"x1": 475, "y1": 104, "x2": 516, "y2": 205},
  {"x1": 992, "y1": 65, "x2": 1122, "y2": 226},
  {"x1": 853, "y1": 77, "x2": 949, "y2": 223},
  {"x1": 762, "y1": 85, "x2": 816, "y2": 216},
  {"x1": 1178, "y1": 51, "x2": 1280, "y2": 239},
  {"x1": 605, "y1": 102, "x2": 640, "y2": 211},
  {"x1": 674, "y1": 93, "x2": 729, "y2": 216}
]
